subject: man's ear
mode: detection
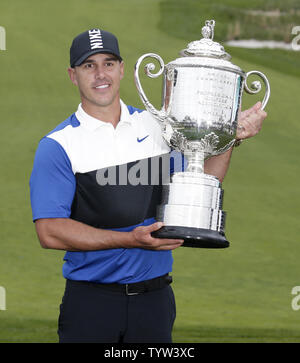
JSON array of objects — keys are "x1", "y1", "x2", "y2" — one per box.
[
  {"x1": 67, "y1": 67, "x2": 78, "y2": 86},
  {"x1": 120, "y1": 61, "x2": 125, "y2": 80}
]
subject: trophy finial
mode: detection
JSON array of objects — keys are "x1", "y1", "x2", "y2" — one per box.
[
  {"x1": 201, "y1": 20, "x2": 215, "y2": 40},
  {"x1": 181, "y1": 18, "x2": 230, "y2": 60}
]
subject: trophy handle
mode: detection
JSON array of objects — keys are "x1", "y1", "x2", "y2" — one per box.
[
  {"x1": 134, "y1": 53, "x2": 166, "y2": 122},
  {"x1": 244, "y1": 70, "x2": 271, "y2": 110}
]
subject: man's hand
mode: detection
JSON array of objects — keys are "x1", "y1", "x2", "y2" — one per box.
[
  {"x1": 35, "y1": 218, "x2": 183, "y2": 252},
  {"x1": 131, "y1": 222, "x2": 183, "y2": 251},
  {"x1": 236, "y1": 101, "x2": 267, "y2": 140},
  {"x1": 204, "y1": 101, "x2": 268, "y2": 181}
]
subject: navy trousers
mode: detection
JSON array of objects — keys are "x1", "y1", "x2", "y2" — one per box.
[{"x1": 58, "y1": 279, "x2": 176, "y2": 343}]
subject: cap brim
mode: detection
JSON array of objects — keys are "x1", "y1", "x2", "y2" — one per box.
[{"x1": 72, "y1": 49, "x2": 122, "y2": 67}]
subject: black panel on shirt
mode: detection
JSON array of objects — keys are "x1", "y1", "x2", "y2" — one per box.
[{"x1": 70, "y1": 153, "x2": 171, "y2": 229}]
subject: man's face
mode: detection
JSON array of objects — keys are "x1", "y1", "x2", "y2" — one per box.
[{"x1": 68, "y1": 53, "x2": 124, "y2": 109}]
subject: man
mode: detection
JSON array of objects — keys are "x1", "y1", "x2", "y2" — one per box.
[{"x1": 29, "y1": 28, "x2": 267, "y2": 343}]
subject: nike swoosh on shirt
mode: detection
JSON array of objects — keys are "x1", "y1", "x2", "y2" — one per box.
[{"x1": 137, "y1": 135, "x2": 149, "y2": 143}]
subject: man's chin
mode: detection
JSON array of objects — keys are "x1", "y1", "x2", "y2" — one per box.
[{"x1": 84, "y1": 96, "x2": 115, "y2": 108}]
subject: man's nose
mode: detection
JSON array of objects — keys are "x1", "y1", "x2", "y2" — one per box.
[{"x1": 95, "y1": 65, "x2": 106, "y2": 79}]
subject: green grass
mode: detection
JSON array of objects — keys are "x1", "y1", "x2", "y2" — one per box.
[
  {"x1": 159, "y1": 0, "x2": 300, "y2": 42},
  {"x1": 227, "y1": 47, "x2": 300, "y2": 79},
  {"x1": 1, "y1": 0, "x2": 300, "y2": 343}
]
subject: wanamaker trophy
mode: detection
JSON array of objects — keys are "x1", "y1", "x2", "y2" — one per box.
[{"x1": 134, "y1": 20, "x2": 270, "y2": 248}]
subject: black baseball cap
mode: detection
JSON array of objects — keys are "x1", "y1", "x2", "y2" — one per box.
[{"x1": 70, "y1": 28, "x2": 122, "y2": 68}]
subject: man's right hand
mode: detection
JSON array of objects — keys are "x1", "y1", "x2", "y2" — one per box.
[
  {"x1": 35, "y1": 218, "x2": 183, "y2": 252},
  {"x1": 130, "y1": 222, "x2": 184, "y2": 251}
]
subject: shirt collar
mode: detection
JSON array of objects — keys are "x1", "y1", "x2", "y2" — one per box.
[{"x1": 75, "y1": 100, "x2": 132, "y2": 131}]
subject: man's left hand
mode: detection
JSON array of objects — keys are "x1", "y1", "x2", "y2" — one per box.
[{"x1": 236, "y1": 101, "x2": 267, "y2": 140}]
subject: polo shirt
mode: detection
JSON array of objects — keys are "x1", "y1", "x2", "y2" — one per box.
[{"x1": 30, "y1": 100, "x2": 183, "y2": 284}]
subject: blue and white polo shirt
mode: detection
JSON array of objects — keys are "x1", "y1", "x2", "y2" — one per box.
[{"x1": 30, "y1": 100, "x2": 183, "y2": 284}]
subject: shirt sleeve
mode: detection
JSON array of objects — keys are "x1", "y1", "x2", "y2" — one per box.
[{"x1": 29, "y1": 136, "x2": 76, "y2": 222}]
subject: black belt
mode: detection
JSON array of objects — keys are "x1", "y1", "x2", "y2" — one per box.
[{"x1": 67, "y1": 274, "x2": 172, "y2": 296}]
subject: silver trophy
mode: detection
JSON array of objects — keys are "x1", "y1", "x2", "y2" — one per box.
[{"x1": 134, "y1": 20, "x2": 270, "y2": 248}]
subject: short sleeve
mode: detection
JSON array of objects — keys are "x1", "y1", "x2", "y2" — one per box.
[{"x1": 29, "y1": 137, "x2": 76, "y2": 222}]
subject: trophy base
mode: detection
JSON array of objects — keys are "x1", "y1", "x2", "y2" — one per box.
[{"x1": 151, "y1": 226, "x2": 229, "y2": 248}]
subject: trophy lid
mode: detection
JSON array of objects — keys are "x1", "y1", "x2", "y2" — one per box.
[{"x1": 180, "y1": 20, "x2": 231, "y2": 60}]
